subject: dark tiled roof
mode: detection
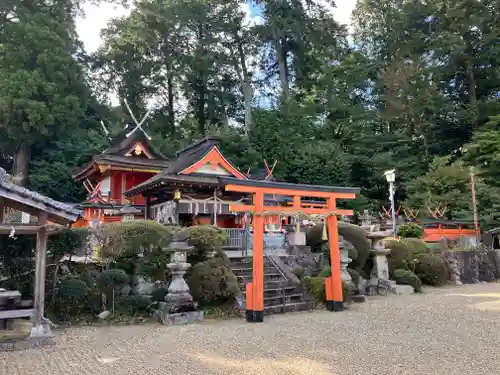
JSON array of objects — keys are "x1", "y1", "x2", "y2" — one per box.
[
  {"x1": 124, "y1": 137, "x2": 222, "y2": 196},
  {"x1": 219, "y1": 177, "x2": 360, "y2": 194},
  {"x1": 104, "y1": 130, "x2": 168, "y2": 160},
  {"x1": 95, "y1": 155, "x2": 170, "y2": 169},
  {"x1": 0, "y1": 168, "x2": 81, "y2": 223}
]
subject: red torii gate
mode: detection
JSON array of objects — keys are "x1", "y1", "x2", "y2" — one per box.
[{"x1": 221, "y1": 177, "x2": 359, "y2": 322}]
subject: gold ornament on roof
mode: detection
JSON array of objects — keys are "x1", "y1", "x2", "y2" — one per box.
[{"x1": 134, "y1": 144, "x2": 143, "y2": 155}]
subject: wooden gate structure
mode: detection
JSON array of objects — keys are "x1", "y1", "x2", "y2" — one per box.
[{"x1": 221, "y1": 177, "x2": 359, "y2": 322}]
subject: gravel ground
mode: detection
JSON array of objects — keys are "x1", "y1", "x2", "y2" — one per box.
[{"x1": 2, "y1": 283, "x2": 500, "y2": 375}]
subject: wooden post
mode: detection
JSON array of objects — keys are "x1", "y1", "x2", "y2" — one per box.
[
  {"x1": 248, "y1": 191, "x2": 264, "y2": 322},
  {"x1": 0, "y1": 197, "x2": 4, "y2": 224},
  {"x1": 31, "y1": 212, "x2": 50, "y2": 338},
  {"x1": 213, "y1": 188, "x2": 218, "y2": 226},
  {"x1": 325, "y1": 197, "x2": 343, "y2": 311},
  {"x1": 470, "y1": 166, "x2": 480, "y2": 241},
  {"x1": 144, "y1": 196, "x2": 150, "y2": 220}
]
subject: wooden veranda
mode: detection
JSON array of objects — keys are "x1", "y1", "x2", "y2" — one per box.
[{"x1": 0, "y1": 168, "x2": 80, "y2": 339}]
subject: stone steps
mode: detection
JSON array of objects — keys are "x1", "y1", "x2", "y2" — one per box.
[{"x1": 229, "y1": 256, "x2": 310, "y2": 315}]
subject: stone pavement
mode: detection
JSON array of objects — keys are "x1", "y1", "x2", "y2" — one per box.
[{"x1": 2, "y1": 283, "x2": 500, "y2": 375}]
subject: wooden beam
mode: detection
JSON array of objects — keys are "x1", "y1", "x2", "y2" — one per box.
[
  {"x1": 0, "y1": 224, "x2": 66, "y2": 235},
  {"x1": 31, "y1": 212, "x2": 49, "y2": 338},
  {"x1": 228, "y1": 204, "x2": 353, "y2": 216},
  {"x1": 0, "y1": 197, "x2": 4, "y2": 224},
  {"x1": 225, "y1": 184, "x2": 357, "y2": 199}
]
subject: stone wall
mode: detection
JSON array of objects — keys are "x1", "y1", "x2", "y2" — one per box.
[{"x1": 444, "y1": 249, "x2": 500, "y2": 284}]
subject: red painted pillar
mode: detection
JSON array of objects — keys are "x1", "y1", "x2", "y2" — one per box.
[
  {"x1": 325, "y1": 197, "x2": 343, "y2": 311},
  {"x1": 248, "y1": 190, "x2": 265, "y2": 322}
]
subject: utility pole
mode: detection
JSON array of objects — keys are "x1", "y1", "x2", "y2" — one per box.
[{"x1": 469, "y1": 166, "x2": 480, "y2": 242}]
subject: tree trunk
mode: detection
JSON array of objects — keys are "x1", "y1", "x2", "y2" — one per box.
[
  {"x1": 274, "y1": 38, "x2": 289, "y2": 96},
  {"x1": 236, "y1": 37, "x2": 253, "y2": 132},
  {"x1": 12, "y1": 141, "x2": 31, "y2": 186},
  {"x1": 167, "y1": 72, "x2": 175, "y2": 137},
  {"x1": 466, "y1": 58, "x2": 478, "y2": 127}
]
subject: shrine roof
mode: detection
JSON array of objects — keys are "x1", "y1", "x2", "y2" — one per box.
[
  {"x1": 125, "y1": 173, "x2": 221, "y2": 196},
  {"x1": 104, "y1": 130, "x2": 168, "y2": 159},
  {"x1": 219, "y1": 177, "x2": 360, "y2": 194},
  {"x1": 0, "y1": 168, "x2": 81, "y2": 224},
  {"x1": 125, "y1": 136, "x2": 243, "y2": 196},
  {"x1": 73, "y1": 155, "x2": 171, "y2": 180}
]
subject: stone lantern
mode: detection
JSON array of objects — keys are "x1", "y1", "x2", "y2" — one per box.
[
  {"x1": 366, "y1": 229, "x2": 392, "y2": 295},
  {"x1": 156, "y1": 234, "x2": 204, "y2": 325},
  {"x1": 339, "y1": 236, "x2": 353, "y2": 284},
  {"x1": 118, "y1": 204, "x2": 141, "y2": 222}
]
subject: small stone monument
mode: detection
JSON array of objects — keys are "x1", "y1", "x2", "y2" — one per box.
[
  {"x1": 156, "y1": 234, "x2": 204, "y2": 325},
  {"x1": 367, "y1": 229, "x2": 392, "y2": 295},
  {"x1": 339, "y1": 236, "x2": 352, "y2": 284},
  {"x1": 359, "y1": 210, "x2": 374, "y2": 231}
]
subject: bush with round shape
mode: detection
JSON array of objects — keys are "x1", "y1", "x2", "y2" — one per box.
[
  {"x1": 187, "y1": 257, "x2": 239, "y2": 306},
  {"x1": 54, "y1": 277, "x2": 89, "y2": 320},
  {"x1": 306, "y1": 222, "x2": 370, "y2": 273},
  {"x1": 397, "y1": 223, "x2": 424, "y2": 239},
  {"x1": 178, "y1": 225, "x2": 228, "y2": 263},
  {"x1": 403, "y1": 238, "x2": 430, "y2": 256},
  {"x1": 303, "y1": 276, "x2": 354, "y2": 303},
  {"x1": 347, "y1": 268, "x2": 361, "y2": 285},
  {"x1": 123, "y1": 295, "x2": 152, "y2": 316},
  {"x1": 98, "y1": 268, "x2": 129, "y2": 314},
  {"x1": 151, "y1": 287, "x2": 168, "y2": 302},
  {"x1": 414, "y1": 254, "x2": 449, "y2": 286},
  {"x1": 393, "y1": 269, "x2": 422, "y2": 292},
  {"x1": 385, "y1": 239, "x2": 414, "y2": 274}
]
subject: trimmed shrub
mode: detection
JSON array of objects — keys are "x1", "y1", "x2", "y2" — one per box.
[
  {"x1": 318, "y1": 265, "x2": 331, "y2": 277},
  {"x1": 303, "y1": 276, "x2": 326, "y2": 302},
  {"x1": 98, "y1": 269, "x2": 129, "y2": 313},
  {"x1": 94, "y1": 220, "x2": 175, "y2": 260},
  {"x1": 397, "y1": 223, "x2": 424, "y2": 239},
  {"x1": 386, "y1": 239, "x2": 414, "y2": 274},
  {"x1": 414, "y1": 254, "x2": 449, "y2": 286},
  {"x1": 122, "y1": 295, "x2": 152, "y2": 316},
  {"x1": 306, "y1": 222, "x2": 370, "y2": 272},
  {"x1": 303, "y1": 276, "x2": 354, "y2": 303},
  {"x1": 347, "y1": 268, "x2": 361, "y2": 285},
  {"x1": 54, "y1": 277, "x2": 90, "y2": 320},
  {"x1": 187, "y1": 257, "x2": 239, "y2": 305},
  {"x1": 403, "y1": 238, "x2": 430, "y2": 256},
  {"x1": 178, "y1": 225, "x2": 228, "y2": 263},
  {"x1": 393, "y1": 269, "x2": 422, "y2": 292},
  {"x1": 151, "y1": 287, "x2": 168, "y2": 302}
]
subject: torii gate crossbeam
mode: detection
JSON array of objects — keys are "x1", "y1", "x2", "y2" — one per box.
[{"x1": 221, "y1": 177, "x2": 359, "y2": 322}]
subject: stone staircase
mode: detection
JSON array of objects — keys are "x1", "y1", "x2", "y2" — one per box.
[{"x1": 229, "y1": 256, "x2": 311, "y2": 314}]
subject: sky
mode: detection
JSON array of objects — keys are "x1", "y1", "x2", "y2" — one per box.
[{"x1": 76, "y1": 0, "x2": 358, "y2": 54}]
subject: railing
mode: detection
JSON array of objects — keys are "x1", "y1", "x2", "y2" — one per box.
[
  {"x1": 264, "y1": 249, "x2": 287, "y2": 313},
  {"x1": 223, "y1": 228, "x2": 251, "y2": 251}
]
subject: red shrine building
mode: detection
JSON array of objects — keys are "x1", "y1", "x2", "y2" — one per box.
[
  {"x1": 73, "y1": 135, "x2": 286, "y2": 232},
  {"x1": 72, "y1": 131, "x2": 170, "y2": 227}
]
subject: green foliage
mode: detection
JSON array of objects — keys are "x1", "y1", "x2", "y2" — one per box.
[
  {"x1": 414, "y1": 254, "x2": 449, "y2": 286},
  {"x1": 347, "y1": 268, "x2": 361, "y2": 285},
  {"x1": 397, "y1": 223, "x2": 424, "y2": 239},
  {"x1": 178, "y1": 225, "x2": 228, "y2": 263},
  {"x1": 95, "y1": 220, "x2": 175, "y2": 260},
  {"x1": 122, "y1": 295, "x2": 152, "y2": 316},
  {"x1": 53, "y1": 277, "x2": 90, "y2": 320},
  {"x1": 318, "y1": 266, "x2": 331, "y2": 278},
  {"x1": 151, "y1": 287, "x2": 168, "y2": 303},
  {"x1": 48, "y1": 228, "x2": 90, "y2": 260},
  {"x1": 303, "y1": 276, "x2": 354, "y2": 303},
  {"x1": 98, "y1": 269, "x2": 129, "y2": 293},
  {"x1": 386, "y1": 239, "x2": 415, "y2": 274},
  {"x1": 306, "y1": 222, "x2": 370, "y2": 272},
  {"x1": 186, "y1": 257, "x2": 239, "y2": 306},
  {"x1": 393, "y1": 269, "x2": 423, "y2": 293},
  {"x1": 403, "y1": 238, "x2": 431, "y2": 256}
]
